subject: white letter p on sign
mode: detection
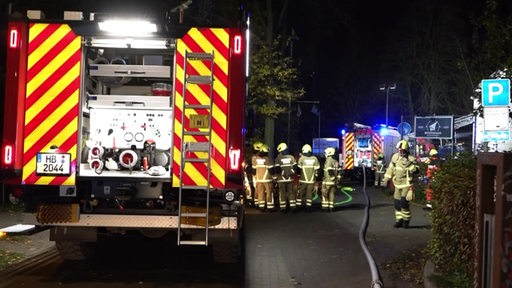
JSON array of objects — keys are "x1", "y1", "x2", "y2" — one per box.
[{"x1": 488, "y1": 83, "x2": 504, "y2": 104}]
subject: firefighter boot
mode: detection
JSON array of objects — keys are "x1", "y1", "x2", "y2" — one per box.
[
  {"x1": 393, "y1": 219, "x2": 404, "y2": 228},
  {"x1": 403, "y1": 220, "x2": 410, "y2": 229}
]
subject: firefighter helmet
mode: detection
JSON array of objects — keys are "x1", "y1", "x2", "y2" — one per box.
[
  {"x1": 302, "y1": 144, "x2": 312, "y2": 154},
  {"x1": 260, "y1": 144, "x2": 269, "y2": 153},
  {"x1": 396, "y1": 140, "x2": 408, "y2": 150},
  {"x1": 325, "y1": 147, "x2": 335, "y2": 157},
  {"x1": 253, "y1": 141, "x2": 263, "y2": 151},
  {"x1": 277, "y1": 142, "x2": 288, "y2": 153},
  {"x1": 429, "y1": 149, "x2": 438, "y2": 156}
]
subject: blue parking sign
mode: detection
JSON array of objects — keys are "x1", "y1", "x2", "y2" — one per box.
[{"x1": 482, "y1": 79, "x2": 510, "y2": 107}]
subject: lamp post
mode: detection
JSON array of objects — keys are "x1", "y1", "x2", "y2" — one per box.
[{"x1": 379, "y1": 83, "x2": 396, "y2": 127}]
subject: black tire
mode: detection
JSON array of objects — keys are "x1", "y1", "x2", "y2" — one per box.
[
  {"x1": 55, "y1": 241, "x2": 96, "y2": 260},
  {"x1": 212, "y1": 241, "x2": 241, "y2": 264},
  {"x1": 212, "y1": 217, "x2": 245, "y2": 264}
]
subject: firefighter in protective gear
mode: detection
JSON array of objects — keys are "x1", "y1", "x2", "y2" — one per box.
[
  {"x1": 274, "y1": 143, "x2": 297, "y2": 213},
  {"x1": 374, "y1": 153, "x2": 386, "y2": 187},
  {"x1": 423, "y1": 148, "x2": 440, "y2": 210},
  {"x1": 296, "y1": 144, "x2": 320, "y2": 211},
  {"x1": 321, "y1": 147, "x2": 341, "y2": 212},
  {"x1": 383, "y1": 140, "x2": 418, "y2": 228},
  {"x1": 242, "y1": 141, "x2": 263, "y2": 206},
  {"x1": 252, "y1": 144, "x2": 276, "y2": 211}
]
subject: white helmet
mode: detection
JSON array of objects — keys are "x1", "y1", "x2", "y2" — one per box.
[
  {"x1": 302, "y1": 144, "x2": 312, "y2": 154},
  {"x1": 325, "y1": 147, "x2": 335, "y2": 157}
]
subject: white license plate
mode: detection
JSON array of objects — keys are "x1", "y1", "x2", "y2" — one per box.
[{"x1": 36, "y1": 153, "x2": 71, "y2": 175}]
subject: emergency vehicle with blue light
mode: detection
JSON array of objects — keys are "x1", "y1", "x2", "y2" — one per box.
[{"x1": 340, "y1": 123, "x2": 401, "y2": 180}]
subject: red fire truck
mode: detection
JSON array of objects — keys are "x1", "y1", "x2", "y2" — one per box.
[
  {"x1": 1, "y1": 8, "x2": 247, "y2": 263},
  {"x1": 340, "y1": 123, "x2": 401, "y2": 180}
]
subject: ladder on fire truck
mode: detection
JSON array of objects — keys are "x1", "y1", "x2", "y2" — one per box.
[{"x1": 177, "y1": 51, "x2": 215, "y2": 246}]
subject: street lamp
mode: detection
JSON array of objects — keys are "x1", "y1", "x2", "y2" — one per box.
[{"x1": 379, "y1": 83, "x2": 396, "y2": 127}]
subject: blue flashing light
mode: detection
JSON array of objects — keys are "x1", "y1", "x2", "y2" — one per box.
[
  {"x1": 379, "y1": 127, "x2": 389, "y2": 136},
  {"x1": 340, "y1": 129, "x2": 346, "y2": 136}
]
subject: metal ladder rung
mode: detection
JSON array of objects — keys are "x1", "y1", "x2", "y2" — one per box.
[
  {"x1": 184, "y1": 158, "x2": 209, "y2": 163},
  {"x1": 187, "y1": 75, "x2": 213, "y2": 84},
  {"x1": 185, "y1": 104, "x2": 211, "y2": 109},
  {"x1": 179, "y1": 240, "x2": 207, "y2": 245},
  {"x1": 182, "y1": 185, "x2": 209, "y2": 190},
  {"x1": 186, "y1": 52, "x2": 214, "y2": 60},
  {"x1": 184, "y1": 131, "x2": 210, "y2": 136},
  {"x1": 181, "y1": 212, "x2": 208, "y2": 217},
  {"x1": 185, "y1": 142, "x2": 210, "y2": 152}
]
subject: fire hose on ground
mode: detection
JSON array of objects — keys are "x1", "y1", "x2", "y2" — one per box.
[{"x1": 360, "y1": 167, "x2": 383, "y2": 288}]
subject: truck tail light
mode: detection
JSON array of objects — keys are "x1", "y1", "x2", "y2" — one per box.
[
  {"x1": 9, "y1": 27, "x2": 19, "y2": 49},
  {"x1": 228, "y1": 147, "x2": 241, "y2": 172},
  {"x1": 3, "y1": 21, "x2": 27, "y2": 173},
  {"x1": 233, "y1": 34, "x2": 242, "y2": 55},
  {"x1": 3, "y1": 144, "x2": 14, "y2": 166}
]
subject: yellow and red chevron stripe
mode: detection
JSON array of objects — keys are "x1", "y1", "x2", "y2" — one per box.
[
  {"x1": 22, "y1": 23, "x2": 81, "y2": 185},
  {"x1": 344, "y1": 132, "x2": 354, "y2": 170},
  {"x1": 373, "y1": 132, "x2": 382, "y2": 159},
  {"x1": 172, "y1": 28, "x2": 230, "y2": 188}
]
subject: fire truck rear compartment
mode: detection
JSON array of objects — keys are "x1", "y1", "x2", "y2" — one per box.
[{"x1": 3, "y1": 14, "x2": 247, "y2": 264}]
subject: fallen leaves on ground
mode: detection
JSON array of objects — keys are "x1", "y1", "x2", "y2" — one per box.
[
  {"x1": 0, "y1": 250, "x2": 24, "y2": 269},
  {"x1": 383, "y1": 245, "x2": 429, "y2": 287}
]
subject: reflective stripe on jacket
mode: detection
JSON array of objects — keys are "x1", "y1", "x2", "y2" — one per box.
[
  {"x1": 253, "y1": 156, "x2": 274, "y2": 183},
  {"x1": 322, "y1": 157, "x2": 340, "y2": 185},
  {"x1": 275, "y1": 154, "x2": 296, "y2": 183},
  {"x1": 298, "y1": 155, "x2": 320, "y2": 184},
  {"x1": 384, "y1": 153, "x2": 418, "y2": 189}
]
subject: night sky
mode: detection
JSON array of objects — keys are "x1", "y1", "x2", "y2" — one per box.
[{"x1": 287, "y1": 0, "x2": 414, "y2": 139}]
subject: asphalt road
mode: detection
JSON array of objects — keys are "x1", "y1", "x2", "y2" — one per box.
[
  {"x1": 245, "y1": 183, "x2": 432, "y2": 288},
  {"x1": 0, "y1": 183, "x2": 432, "y2": 288}
]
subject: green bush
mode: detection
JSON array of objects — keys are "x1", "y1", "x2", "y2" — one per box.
[
  {"x1": 428, "y1": 152, "x2": 476, "y2": 285},
  {"x1": 414, "y1": 161, "x2": 428, "y2": 204}
]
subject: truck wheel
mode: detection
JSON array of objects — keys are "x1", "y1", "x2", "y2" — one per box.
[
  {"x1": 212, "y1": 222, "x2": 245, "y2": 264},
  {"x1": 55, "y1": 241, "x2": 96, "y2": 260},
  {"x1": 212, "y1": 242, "x2": 241, "y2": 264}
]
